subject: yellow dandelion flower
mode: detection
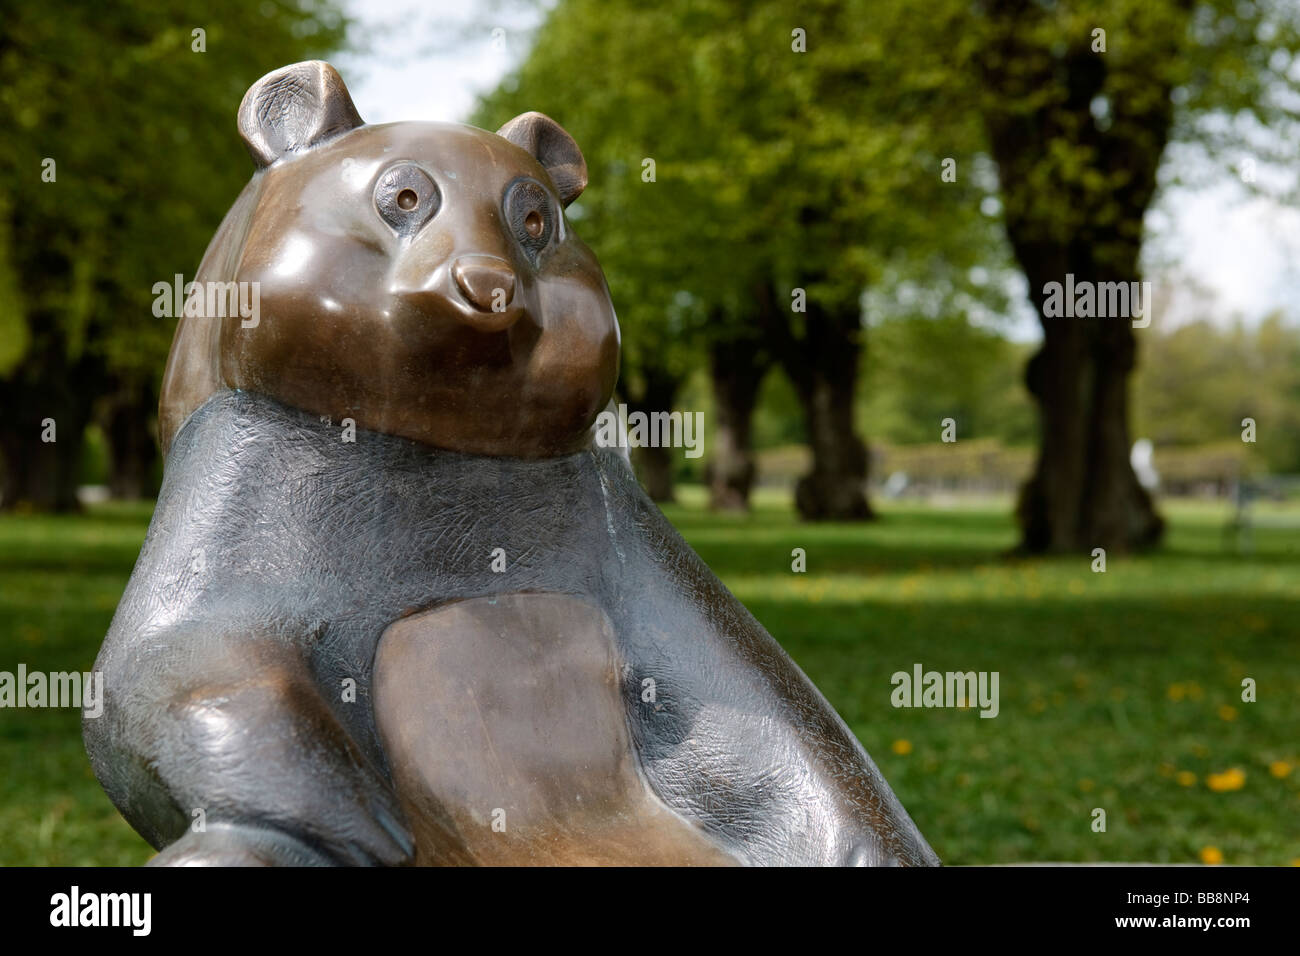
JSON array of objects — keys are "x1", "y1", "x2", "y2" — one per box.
[
  {"x1": 1167, "y1": 683, "x2": 1185, "y2": 701},
  {"x1": 1206, "y1": 768, "x2": 1246, "y2": 792},
  {"x1": 1176, "y1": 771, "x2": 1197, "y2": 787},
  {"x1": 1269, "y1": 760, "x2": 1292, "y2": 779},
  {"x1": 1200, "y1": 846, "x2": 1224, "y2": 865},
  {"x1": 1217, "y1": 705, "x2": 1238, "y2": 721},
  {"x1": 891, "y1": 739, "x2": 912, "y2": 756},
  {"x1": 1078, "y1": 778, "x2": 1095, "y2": 792}
]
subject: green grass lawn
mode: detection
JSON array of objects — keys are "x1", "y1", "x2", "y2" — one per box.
[{"x1": 1, "y1": 491, "x2": 1297, "y2": 865}]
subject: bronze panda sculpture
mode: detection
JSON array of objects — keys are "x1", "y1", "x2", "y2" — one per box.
[{"x1": 85, "y1": 61, "x2": 938, "y2": 867}]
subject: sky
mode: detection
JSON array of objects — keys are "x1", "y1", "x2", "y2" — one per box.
[
  {"x1": 339, "y1": 0, "x2": 1298, "y2": 343},
  {"x1": 336, "y1": 0, "x2": 541, "y2": 127}
]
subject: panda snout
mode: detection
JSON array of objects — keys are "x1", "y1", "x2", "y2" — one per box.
[{"x1": 451, "y1": 255, "x2": 519, "y2": 327}]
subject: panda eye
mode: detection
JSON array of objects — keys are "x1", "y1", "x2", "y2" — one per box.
[
  {"x1": 375, "y1": 163, "x2": 439, "y2": 236},
  {"x1": 504, "y1": 178, "x2": 555, "y2": 260}
]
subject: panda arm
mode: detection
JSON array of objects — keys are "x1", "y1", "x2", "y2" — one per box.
[{"x1": 86, "y1": 624, "x2": 414, "y2": 867}]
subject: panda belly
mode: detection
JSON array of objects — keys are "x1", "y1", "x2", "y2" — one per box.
[{"x1": 372, "y1": 592, "x2": 736, "y2": 865}]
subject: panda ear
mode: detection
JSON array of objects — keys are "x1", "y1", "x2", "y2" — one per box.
[
  {"x1": 238, "y1": 61, "x2": 363, "y2": 168},
  {"x1": 496, "y1": 112, "x2": 587, "y2": 207}
]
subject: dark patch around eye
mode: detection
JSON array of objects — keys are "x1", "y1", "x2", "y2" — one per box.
[
  {"x1": 375, "y1": 163, "x2": 440, "y2": 236},
  {"x1": 504, "y1": 178, "x2": 555, "y2": 262}
]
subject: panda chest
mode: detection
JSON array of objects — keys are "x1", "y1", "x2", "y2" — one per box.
[{"x1": 371, "y1": 591, "x2": 734, "y2": 865}]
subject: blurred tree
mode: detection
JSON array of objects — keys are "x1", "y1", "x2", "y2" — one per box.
[
  {"x1": 475, "y1": 2, "x2": 714, "y2": 503},
  {"x1": 476, "y1": 0, "x2": 1007, "y2": 516},
  {"x1": 706, "y1": 332, "x2": 772, "y2": 510},
  {"x1": 941, "y1": 0, "x2": 1300, "y2": 553},
  {"x1": 0, "y1": 0, "x2": 348, "y2": 510},
  {"x1": 1135, "y1": 312, "x2": 1300, "y2": 472},
  {"x1": 861, "y1": 313, "x2": 1036, "y2": 447},
  {"x1": 744, "y1": 1, "x2": 1017, "y2": 517}
]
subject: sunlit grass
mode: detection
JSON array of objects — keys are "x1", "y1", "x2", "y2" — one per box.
[
  {"x1": 663, "y1": 491, "x2": 1300, "y2": 865},
  {"x1": 0, "y1": 501, "x2": 155, "y2": 865},
  {"x1": 1, "y1": 493, "x2": 1296, "y2": 865}
]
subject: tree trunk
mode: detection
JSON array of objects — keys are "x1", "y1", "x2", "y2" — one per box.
[
  {"x1": 979, "y1": 0, "x2": 1173, "y2": 553},
  {"x1": 760, "y1": 280, "x2": 873, "y2": 521},
  {"x1": 632, "y1": 444, "x2": 677, "y2": 503},
  {"x1": 623, "y1": 367, "x2": 683, "y2": 504},
  {"x1": 0, "y1": 336, "x2": 95, "y2": 513},
  {"x1": 792, "y1": 352, "x2": 872, "y2": 522},
  {"x1": 0, "y1": 422, "x2": 84, "y2": 512},
  {"x1": 1015, "y1": 269, "x2": 1164, "y2": 553},
  {"x1": 706, "y1": 335, "x2": 768, "y2": 511},
  {"x1": 103, "y1": 381, "x2": 161, "y2": 500}
]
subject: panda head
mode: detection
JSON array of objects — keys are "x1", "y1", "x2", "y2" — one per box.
[{"x1": 160, "y1": 61, "x2": 620, "y2": 459}]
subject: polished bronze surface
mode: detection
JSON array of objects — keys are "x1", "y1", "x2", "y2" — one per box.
[
  {"x1": 158, "y1": 61, "x2": 618, "y2": 458},
  {"x1": 88, "y1": 61, "x2": 939, "y2": 867},
  {"x1": 375, "y1": 594, "x2": 737, "y2": 865}
]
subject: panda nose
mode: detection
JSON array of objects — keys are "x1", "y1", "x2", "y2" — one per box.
[{"x1": 452, "y1": 255, "x2": 516, "y2": 314}]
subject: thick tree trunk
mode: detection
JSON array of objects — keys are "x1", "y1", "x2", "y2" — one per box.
[
  {"x1": 0, "y1": 422, "x2": 84, "y2": 512},
  {"x1": 979, "y1": 0, "x2": 1172, "y2": 553},
  {"x1": 0, "y1": 337, "x2": 95, "y2": 513},
  {"x1": 103, "y1": 382, "x2": 161, "y2": 500},
  {"x1": 706, "y1": 336, "x2": 768, "y2": 511},
  {"x1": 1016, "y1": 281, "x2": 1163, "y2": 553},
  {"x1": 623, "y1": 368, "x2": 682, "y2": 504},
  {"x1": 632, "y1": 444, "x2": 677, "y2": 503},
  {"x1": 762, "y1": 281, "x2": 873, "y2": 522},
  {"x1": 792, "y1": 354, "x2": 872, "y2": 522}
]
